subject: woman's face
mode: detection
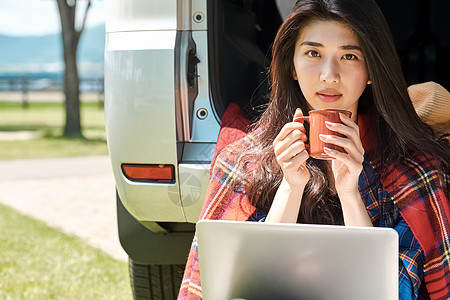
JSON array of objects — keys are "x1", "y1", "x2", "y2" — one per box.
[{"x1": 292, "y1": 20, "x2": 370, "y2": 120}]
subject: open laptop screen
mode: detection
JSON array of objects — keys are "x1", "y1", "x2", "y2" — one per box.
[{"x1": 197, "y1": 220, "x2": 398, "y2": 300}]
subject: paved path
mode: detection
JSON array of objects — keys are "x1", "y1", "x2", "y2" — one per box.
[{"x1": 0, "y1": 156, "x2": 127, "y2": 262}]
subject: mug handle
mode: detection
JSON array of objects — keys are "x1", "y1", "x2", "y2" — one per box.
[
  {"x1": 293, "y1": 116, "x2": 310, "y2": 150},
  {"x1": 293, "y1": 116, "x2": 309, "y2": 123}
]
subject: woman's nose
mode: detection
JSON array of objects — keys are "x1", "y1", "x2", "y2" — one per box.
[{"x1": 319, "y1": 59, "x2": 340, "y2": 84}]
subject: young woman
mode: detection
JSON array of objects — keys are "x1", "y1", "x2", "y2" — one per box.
[{"x1": 178, "y1": 0, "x2": 450, "y2": 299}]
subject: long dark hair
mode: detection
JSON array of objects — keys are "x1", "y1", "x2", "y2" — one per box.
[{"x1": 233, "y1": 0, "x2": 449, "y2": 225}]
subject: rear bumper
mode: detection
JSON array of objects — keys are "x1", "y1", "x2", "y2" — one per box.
[{"x1": 117, "y1": 192, "x2": 195, "y2": 264}]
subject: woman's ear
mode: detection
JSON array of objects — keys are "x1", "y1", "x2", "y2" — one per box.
[{"x1": 292, "y1": 70, "x2": 298, "y2": 81}]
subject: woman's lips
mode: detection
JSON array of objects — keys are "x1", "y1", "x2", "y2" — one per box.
[{"x1": 316, "y1": 90, "x2": 342, "y2": 102}]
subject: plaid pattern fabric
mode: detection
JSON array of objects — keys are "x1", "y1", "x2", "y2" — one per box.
[
  {"x1": 398, "y1": 219, "x2": 425, "y2": 300},
  {"x1": 359, "y1": 160, "x2": 425, "y2": 299},
  {"x1": 379, "y1": 154, "x2": 450, "y2": 299}
]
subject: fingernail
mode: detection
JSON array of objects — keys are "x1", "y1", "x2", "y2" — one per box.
[
  {"x1": 325, "y1": 121, "x2": 333, "y2": 126},
  {"x1": 296, "y1": 108, "x2": 302, "y2": 114},
  {"x1": 319, "y1": 134, "x2": 327, "y2": 140},
  {"x1": 323, "y1": 147, "x2": 335, "y2": 153},
  {"x1": 339, "y1": 113, "x2": 349, "y2": 118}
]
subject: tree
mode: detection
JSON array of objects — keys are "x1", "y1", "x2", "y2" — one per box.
[{"x1": 56, "y1": 0, "x2": 91, "y2": 137}]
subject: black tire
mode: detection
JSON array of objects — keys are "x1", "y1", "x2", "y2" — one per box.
[{"x1": 129, "y1": 259, "x2": 185, "y2": 300}]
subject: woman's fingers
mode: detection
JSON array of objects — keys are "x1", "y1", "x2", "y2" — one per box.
[
  {"x1": 274, "y1": 108, "x2": 306, "y2": 144},
  {"x1": 273, "y1": 108, "x2": 311, "y2": 187},
  {"x1": 277, "y1": 140, "x2": 306, "y2": 163},
  {"x1": 274, "y1": 122, "x2": 306, "y2": 144},
  {"x1": 319, "y1": 134, "x2": 364, "y2": 163},
  {"x1": 319, "y1": 113, "x2": 364, "y2": 170},
  {"x1": 286, "y1": 148, "x2": 309, "y2": 171},
  {"x1": 339, "y1": 112, "x2": 359, "y2": 130},
  {"x1": 325, "y1": 125, "x2": 362, "y2": 150},
  {"x1": 274, "y1": 129, "x2": 306, "y2": 155},
  {"x1": 323, "y1": 114, "x2": 364, "y2": 155},
  {"x1": 323, "y1": 146, "x2": 361, "y2": 170},
  {"x1": 325, "y1": 121, "x2": 359, "y2": 140},
  {"x1": 273, "y1": 124, "x2": 307, "y2": 156}
]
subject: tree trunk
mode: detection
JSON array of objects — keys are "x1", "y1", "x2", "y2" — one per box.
[
  {"x1": 56, "y1": 0, "x2": 90, "y2": 138},
  {"x1": 63, "y1": 31, "x2": 81, "y2": 137}
]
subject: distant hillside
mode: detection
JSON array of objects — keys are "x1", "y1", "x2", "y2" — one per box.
[
  {"x1": 0, "y1": 24, "x2": 105, "y2": 76},
  {"x1": 0, "y1": 34, "x2": 60, "y2": 65},
  {"x1": 78, "y1": 24, "x2": 106, "y2": 63}
]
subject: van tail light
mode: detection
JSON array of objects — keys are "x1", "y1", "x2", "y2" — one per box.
[{"x1": 121, "y1": 164, "x2": 175, "y2": 183}]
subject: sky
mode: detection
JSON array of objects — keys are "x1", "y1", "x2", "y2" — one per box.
[{"x1": 0, "y1": 0, "x2": 105, "y2": 37}]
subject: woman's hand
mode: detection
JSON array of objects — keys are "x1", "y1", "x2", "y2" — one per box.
[
  {"x1": 320, "y1": 113, "x2": 364, "y2": 196},
  {"x1": 320, "y1": 113, "x2": 372, "y2": 227},
  {"x1": 268, "y1": 109, "x2": 309, "y2": 223},
  {"x1": 273, "y1": 108, "x2": 310, "y2": 189}
]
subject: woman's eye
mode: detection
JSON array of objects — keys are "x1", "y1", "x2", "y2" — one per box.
[
  {"x1": 343, "y1": 54, "x2": 357, "y2": 60},
  {"x1": 306, "y1": 50, "x2": 320, "y2": 58}
]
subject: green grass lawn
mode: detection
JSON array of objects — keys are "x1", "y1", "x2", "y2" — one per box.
[
  {"x1": 0, "y1": 203, "x2": 131, "y2": 299},
  {"x1": 0, "y1": 101, "x2": 108, "y2": 159}
]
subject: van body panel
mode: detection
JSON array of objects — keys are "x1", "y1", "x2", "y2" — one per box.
[
  {"x1": 106, "y1": 0, "x2": 177, "y2": 33},
  {"x1": 105, "y1": 30, "x2": 186, "y2": 222}
]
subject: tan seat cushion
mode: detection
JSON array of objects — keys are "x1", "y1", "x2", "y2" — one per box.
[{"x1": 408, "y1": 81, "x2": 450, "y2": 135}]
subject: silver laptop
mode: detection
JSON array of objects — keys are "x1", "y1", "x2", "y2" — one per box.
[{"x1": 197, "y1": 220, "x2": 398, "y2": 300}]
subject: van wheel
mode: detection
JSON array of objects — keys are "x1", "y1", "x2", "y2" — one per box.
[{"x1": 129, "y1": 259, "x2": 184, "y2": 300}]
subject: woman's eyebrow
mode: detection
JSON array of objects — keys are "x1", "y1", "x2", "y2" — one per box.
[
  {"x1": 299, "y1": 41, "x2": 362, "y2": 51},
  {"x1": 300, "y1": 41, "x2": 323, "y2": 47},
  {"x1": 339, "y1": 45, "x2": 362, "y2": 51}
]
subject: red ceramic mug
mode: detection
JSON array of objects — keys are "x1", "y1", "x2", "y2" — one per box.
[{"x1": 294, "y1": 109, "x2": 352, "y2": 160}]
